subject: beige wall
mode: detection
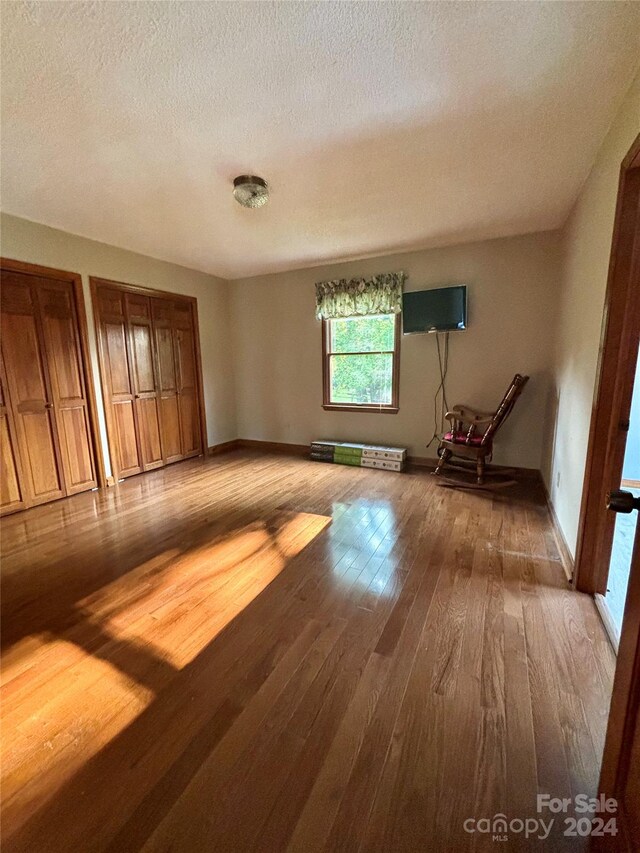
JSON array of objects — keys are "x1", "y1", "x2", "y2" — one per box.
[
  {"x1": 545, "y1": 72, "x2": 640, "y2": 557},
  {"x1": 230, "y1": 231, "x2": 561, "y2": 469},
  {"x1": 0, "y1": 213, "x2": 237, "y2": 478},
  {"x1": 6, "y1": 66, "x2": 635, "y2": 513}
]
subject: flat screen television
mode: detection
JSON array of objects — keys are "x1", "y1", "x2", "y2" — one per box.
[{"x1": 402, "y1": 285, "x2": 467, "y2": 334}]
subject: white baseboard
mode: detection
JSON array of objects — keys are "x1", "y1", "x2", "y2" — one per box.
[{"x1": 542, "y1": 487, "x2": 575, "y2": 583}]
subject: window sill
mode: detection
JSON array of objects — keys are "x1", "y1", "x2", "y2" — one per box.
[{"x1": 322, "y1": 404, "x2": 399, "y2": 414}]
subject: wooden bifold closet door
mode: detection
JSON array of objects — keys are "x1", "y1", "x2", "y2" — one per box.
[
  {"x1": 0, "y1": 265, "x2": 99, "y2": 515},
  {"x1": 92, "y1": 279, "x2": 204, "y2": 481}
]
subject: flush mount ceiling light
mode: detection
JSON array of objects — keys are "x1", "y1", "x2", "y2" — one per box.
[{"x1": 233, "y1": 175, "x2": 269, "y2": 208}]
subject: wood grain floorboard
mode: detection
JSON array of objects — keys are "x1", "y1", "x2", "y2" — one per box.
[{"x1": 0, "y1": 451, "x2": 617, "y2": 851}]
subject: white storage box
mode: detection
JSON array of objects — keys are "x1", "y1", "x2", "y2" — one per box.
[
  {"x1": 361, "y1": 458, "x2": 404, "y2": 472},
  {"x1": 361, "y1": 445, "x2": 406, "y2": 462},
  {"x1": 312, "y1": 440, "x2": 407, "y2": 471}
]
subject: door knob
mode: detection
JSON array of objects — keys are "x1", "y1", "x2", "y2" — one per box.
[
  {"x1": 44, "y1": 402, "x2": 53, "y2": 409},
  {"x1": 606, "y1": 489, "x2": 640, "y2": 513}
]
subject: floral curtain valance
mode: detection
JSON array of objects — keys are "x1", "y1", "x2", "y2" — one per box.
[{"x1": 315, "y1": 272, "x2": 405, "y2": 320}]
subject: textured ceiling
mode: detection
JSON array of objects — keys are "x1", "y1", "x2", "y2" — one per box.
[{"x1": 1, "y1": 2, "x2": 639, "y2": 279}]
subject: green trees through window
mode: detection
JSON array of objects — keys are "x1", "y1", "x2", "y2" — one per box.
[{"x1": 326, "y1": 314, "x2": 397, "y2": 407}]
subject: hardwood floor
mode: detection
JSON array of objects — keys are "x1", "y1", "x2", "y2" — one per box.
[{"x1": 1, "y1": 451, "x2": 616, "y2": 851}]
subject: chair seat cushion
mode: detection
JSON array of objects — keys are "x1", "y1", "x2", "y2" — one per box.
[{"x1": 444, "y1": 431, "x2": 487, "y2": 447}]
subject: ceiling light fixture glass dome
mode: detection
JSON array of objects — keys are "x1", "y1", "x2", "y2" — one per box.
[{"x1": 233, "y1": 175, "x2": 269, "y2": 208}]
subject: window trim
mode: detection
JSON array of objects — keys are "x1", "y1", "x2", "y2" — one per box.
[{"x1": 321, "y1": 313, "x2": 401, "y2": 413}]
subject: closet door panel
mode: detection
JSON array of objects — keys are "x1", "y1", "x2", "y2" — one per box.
[
  {"x1": 39, "y1": 286, "x2": 83, "y2": 397},
  {"x1": 0, "y1": 365, "x2": 26, "y2": 514},
  {"x1": 105, "y1": 320, "x2": 140, "y2": 477},
  {"x1": 160, "y1": 398, "x2": 182, "y2": 462},
  {"x1": 0, "y1": 275, "x2": 65, "y2": 504},
  {"x1": 2, "y1": 285, "x2": 47, "y2": 400},
  {"x1": 0, "y1": 417, "x2": 22, "y2": 511},
  {"x1": 178, "y1": 390, "x2": 199, "y2": 456},
  {"x1": 113, "y1": 400, "x2": 140, "y2": 474},
  {"x1": 97, "y1": 287, "x2": 141, "y2": 478},
  {"x1": 152, "y1": 301, "x2": 182, "y2": 463},
  {"x1": 136, "y1": 398, "x2": 163, "y2": 466},
  {"x1": 131, "y1": 324, "x2": 156, "y2": 391},
  {"x1": 175, "y1": 325, "x2": 195, "y2": 388},
  {"x1": 174, "y1": 314, "x2": 202, "y2": 458},
  {"x1": 105, "y1": 322, "x2": 132, "y2": 394},
  {"x1": 22, "y1": 414, "x2": 63, "y2": 496},
  {"x1": 156, "y1": 326, "x2": 176, "y2": 385},
  {"x1": 126, "y1": 294, "x2": 163, "y2": 470},
  {"x1": 58, "y1": 407, "x2": 94, "y2": 489},
  {"x1": 37, "y1": 282, "x2": 96, "y2": 494}
]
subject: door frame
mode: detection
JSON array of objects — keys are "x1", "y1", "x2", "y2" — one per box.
[
  {"x1": 574, "y1": 134, "x2": 640, "y2": 595},
  {"x1": 89, "y1": 276, "x2": 207, "y2": 481},
  {"x1": 0, "y1": 257, "x2": 107, "y2": 490}
]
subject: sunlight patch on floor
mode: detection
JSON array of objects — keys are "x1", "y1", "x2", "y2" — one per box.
[
  {"x1": 1, "y1": 638, "x2": 154, "y2": 838},
  {"x1": 135, "y1": 511, "x2": 331, "y2": 668},
  {"x1": 0, "y1": 510, "x2": 330, "y2": 834}
]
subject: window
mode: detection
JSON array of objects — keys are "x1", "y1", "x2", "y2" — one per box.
[{"x1": 322, "y1": 313, "x2": 400, "y2": 412}]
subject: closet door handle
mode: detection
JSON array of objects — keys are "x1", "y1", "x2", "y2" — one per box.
[{"x1": 44, "y1": 402, "x2": 53, "y2": 409}]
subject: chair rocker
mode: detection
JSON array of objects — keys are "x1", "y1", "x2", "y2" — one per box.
[{"x1": 433, "y1": 374, "x2": 529, "y2": 489}]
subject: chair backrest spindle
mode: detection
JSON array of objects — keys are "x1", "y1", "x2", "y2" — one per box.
[{"x1": 481, "y1": 374, "x2": 529, "y2": 445}]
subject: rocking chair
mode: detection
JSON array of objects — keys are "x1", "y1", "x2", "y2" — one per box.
[{"x1": 433, "y1": 374, "x2": 529, "y2": 488}]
